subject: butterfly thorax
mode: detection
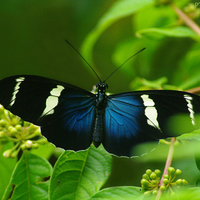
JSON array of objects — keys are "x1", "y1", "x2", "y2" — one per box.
[
  {"x1": 93, "y1": 82, "x2": 108, "y2": 147},
  {"x1": 95, "y1": 82, "x2": 108, "y2": 109}
]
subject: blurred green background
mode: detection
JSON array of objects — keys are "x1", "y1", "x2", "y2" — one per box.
[{"x1": 1, "y1": 0, "x2": 200, "y2": 190}]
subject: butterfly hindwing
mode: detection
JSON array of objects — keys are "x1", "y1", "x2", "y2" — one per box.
[
  {"x1": 104, "y1": 90, "x2": 200, "y2": 156},
  {"x1": 1, "y1": 75, "x2": 200, "y2": 157},
  {"x1": 0, "y1": 75, "x2": 96, "y2": 150}
]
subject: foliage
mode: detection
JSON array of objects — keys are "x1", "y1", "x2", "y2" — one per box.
[{"x1": 1, "y1": 0, "x2": 200, "y2": 199}]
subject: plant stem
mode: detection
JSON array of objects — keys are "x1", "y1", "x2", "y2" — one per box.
[
  {"x1": 170, "y1": 3, "x2": 200, "y2": 36},
  {"x1": 155, "y1": 137, "x2": 176, "y2": 200},
  {"x1": 186, "y1": 86, "x2": 200, "y2": 95}
]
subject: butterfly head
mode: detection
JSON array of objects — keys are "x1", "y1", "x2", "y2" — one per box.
[{"x1": 96, "y1": 82, "x2": 108, "y2": 93}]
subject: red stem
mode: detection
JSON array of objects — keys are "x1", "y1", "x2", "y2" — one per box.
[{"x1": 155, "y1": 137, "x2": 176, "y2": 200}]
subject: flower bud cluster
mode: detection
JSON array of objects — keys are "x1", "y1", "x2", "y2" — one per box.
[
  {"x1": 184, "y1": 3, "x2": 200, "y2": 19},
  {"x1": 162, "y1": 167, "x2": 188, "y2": 189},
  {"x1": 0, "y1": 104, "x2": 47, "y2": 158},
  {"x1": 141, "y1": 167, "x2": 188, "y2": 196},
  {"x1": 141, "y1": 169, "x2": 161, "y2": 196}
]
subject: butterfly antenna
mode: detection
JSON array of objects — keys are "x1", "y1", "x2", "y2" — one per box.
[
  {"x1": 103, "y1": 47, "x2": 146, "y2": 82},
  {"x1": 65, "y1": 40, "x2": 102, "y2": 82}
]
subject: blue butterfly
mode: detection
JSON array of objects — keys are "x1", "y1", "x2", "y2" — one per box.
[{"x1": 0, "y1": 74, "x2": 200, "y2": 156}]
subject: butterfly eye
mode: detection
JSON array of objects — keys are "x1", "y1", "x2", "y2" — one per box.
[
  {"x1": 104, "y1": 83, "x2": 108, "y2": 89},
  {"x1": 96, "y1": 82, "x2": 108, "y2": 92}
]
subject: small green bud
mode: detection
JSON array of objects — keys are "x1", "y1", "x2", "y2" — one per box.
[
  {"x1": 160, "y1": 185, "x2": 166, "y2": 191},
  {"x1": 21, "y1": 143, "x2": 26, "y2": 150},
  {"x1": 163, "y1": 178, "x2": 169, "y2": 185},
  {"x1": 168, "y1": 167, "x2": 175, "y2": 175},
  {"x1": 184, "y1": 3, "x2": 196, "y2": 13},
  {"x1": 3, "y1": 149, "x2": 12, "y2": 158},
  {"x1": 152, "y1": 190, "x2": 158, "y2": 195},
  {"x1": 15, "y1": 125, "x2": 22, "y2": 132},
  {"x1": 28, "y1": 124, "x2": 38, "y2": 132},
  {"x1": 144, "y1": 191, "x2": 151, "y2": 196},
  {"x1": 33, "y1": 129, "x2": 41, "y2": 136},
  {"x1": 150, "y1": 172, "x2": 157, "y2": 180},
  {"x1": 24, "y1": 121, "x2": 30, "y2": 127},
  {"x1": 154, "y1": 169, "x2": 161, "y2": 176},
  {"x1": 25, "y1": 140, "x2": 33, "y2": 148},
  {"x1": 141, "y1": 179, "x2": 149, "y2": 187},
  {"x1": 0, "y1": 119, "x2": 7, "y2": 127},
  {"x1": 142, "y1": 173, "x2": 149, "y2": 180},
  {"x1": 8, "y1": 126, "x2": 18, "y2": 136},
  {"x1": 32, "y1": 143, "x2": 39, "y2": 148},
  {"x1": 37, "y1": 138, "x2": 47, "y2": 144},
  {"x1": 146, "y1": 169, "x2": 152, "y2": 175},
  {"x1": 163, "y1": 174, "x2": 169, "y2": 179},
  {"x1": 7, "y1": 126, "x2": 12, "y2": 132},
  {"x1": 182, "y1": 179, "x2": 188, "y2": 185},
  {"x1": 175, "y1": 169, "x2": 182, "y2": 176},
  {"x1": 151, "y1": 180, "x2": 158, "y2": 185},
  {"x1": 176, "y1": 179, "x2": 183, "y2": 185},
  {"x1": 10, "y1": 127, "x2": 18, "y2": 135},
  {"x1": 11, "y1": 151, "x2": 18, "y2": 158}
]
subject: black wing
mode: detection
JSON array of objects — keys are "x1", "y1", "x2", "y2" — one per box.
[
  {"x1": 0, "y1": 75, "x2": 96, "y2": 150},
  {"x1": 104, "y1": 90, "x2": 200, "y2": 156}
]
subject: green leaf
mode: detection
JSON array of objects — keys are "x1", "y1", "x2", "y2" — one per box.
[
  {"x1": 97, "y1": 0, "x2": 153, "y2": 25},
  {"x1": 135, "y1": 138, "x2": 200, "y2": 162},
  {"x1": 49, "y1": 145, "x2": 112, "y2": 200},
  {"x1": 2, "y1": 151, "x2": 52, "y2": 200},
  {"x1": 31, "y1": 142, "x2": 56, "y2": 160},
  {"x1": 88, "y1": 186, "x2": 143, "y2": 200},
  {"x1": 81, "y1": 0, "x2": 154, "y2": 68},
  {"x1": 134, "y1": 3, "x2": 175, "y2": 31},
  {"x1": 0, "y1": 142, "x2": 17, "y2": 199},
  {"x1": 178, "y1": 73, "x2": 200, "y2": 90},
  {"x1": 136, "y1": 26, "x2": 200, "y2": 41},
  {"x1": 177, "y1": 44, "x2": 200, "y2": 89},
  {"x1": 158, "y1": 187, "x2": 200, "y2": 200},
  {"x1": 195, "y1": 151, "x2": 200, "y2": 171},
  {"x1": 130, "y1": 77, "x2": 168, "y2": 90},
  {"x1": 112, "y1": 38, "x2": 149, "y2": 78},
  {"x1": 177, "y1": 129, "x2": 200, "y2": 141}
]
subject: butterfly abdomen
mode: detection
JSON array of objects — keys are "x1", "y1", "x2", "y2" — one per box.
[
  {"x1": 93, "y1": 109, "x2": 104, "y2": 147},
  {"x1": 93, "y1": 87, "x2": 107, "y2": 147}
]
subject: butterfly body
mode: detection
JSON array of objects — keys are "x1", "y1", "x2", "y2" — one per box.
[
  {"x1": 0, "y1": 75, "x2": 200, "y2": 157},
  {"x1": 93, "y1": 82, "x2": 108, "y2": 147}
]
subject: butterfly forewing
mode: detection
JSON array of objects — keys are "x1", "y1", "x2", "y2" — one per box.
[
  {"x1": 0, "y1": 75, "x2": 96, "y2": 150},
  {"x1": 1, "y1": 75, "x2": 200, "y2": 157},
  {"x1": 104, "y1": 90, "x2": 200, "y2": 156}
]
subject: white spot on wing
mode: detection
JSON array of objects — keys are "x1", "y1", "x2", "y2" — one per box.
[
  {"x1": 141, "y1": 94, "x2": 161, "y2": 130},
  {"x1": 41, "y1": 85, "x2": 65, "y2": 117},
  {"x1": 10, "y1": 77, "x2": 25, "y2": 106},
  {"x1": 184, "y1": 94, "x2": 195, "y2": 125}
]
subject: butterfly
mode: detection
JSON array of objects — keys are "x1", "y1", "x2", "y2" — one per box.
[{"x1": 0, "y1": 74, "x2": 200, "y2": 157}]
